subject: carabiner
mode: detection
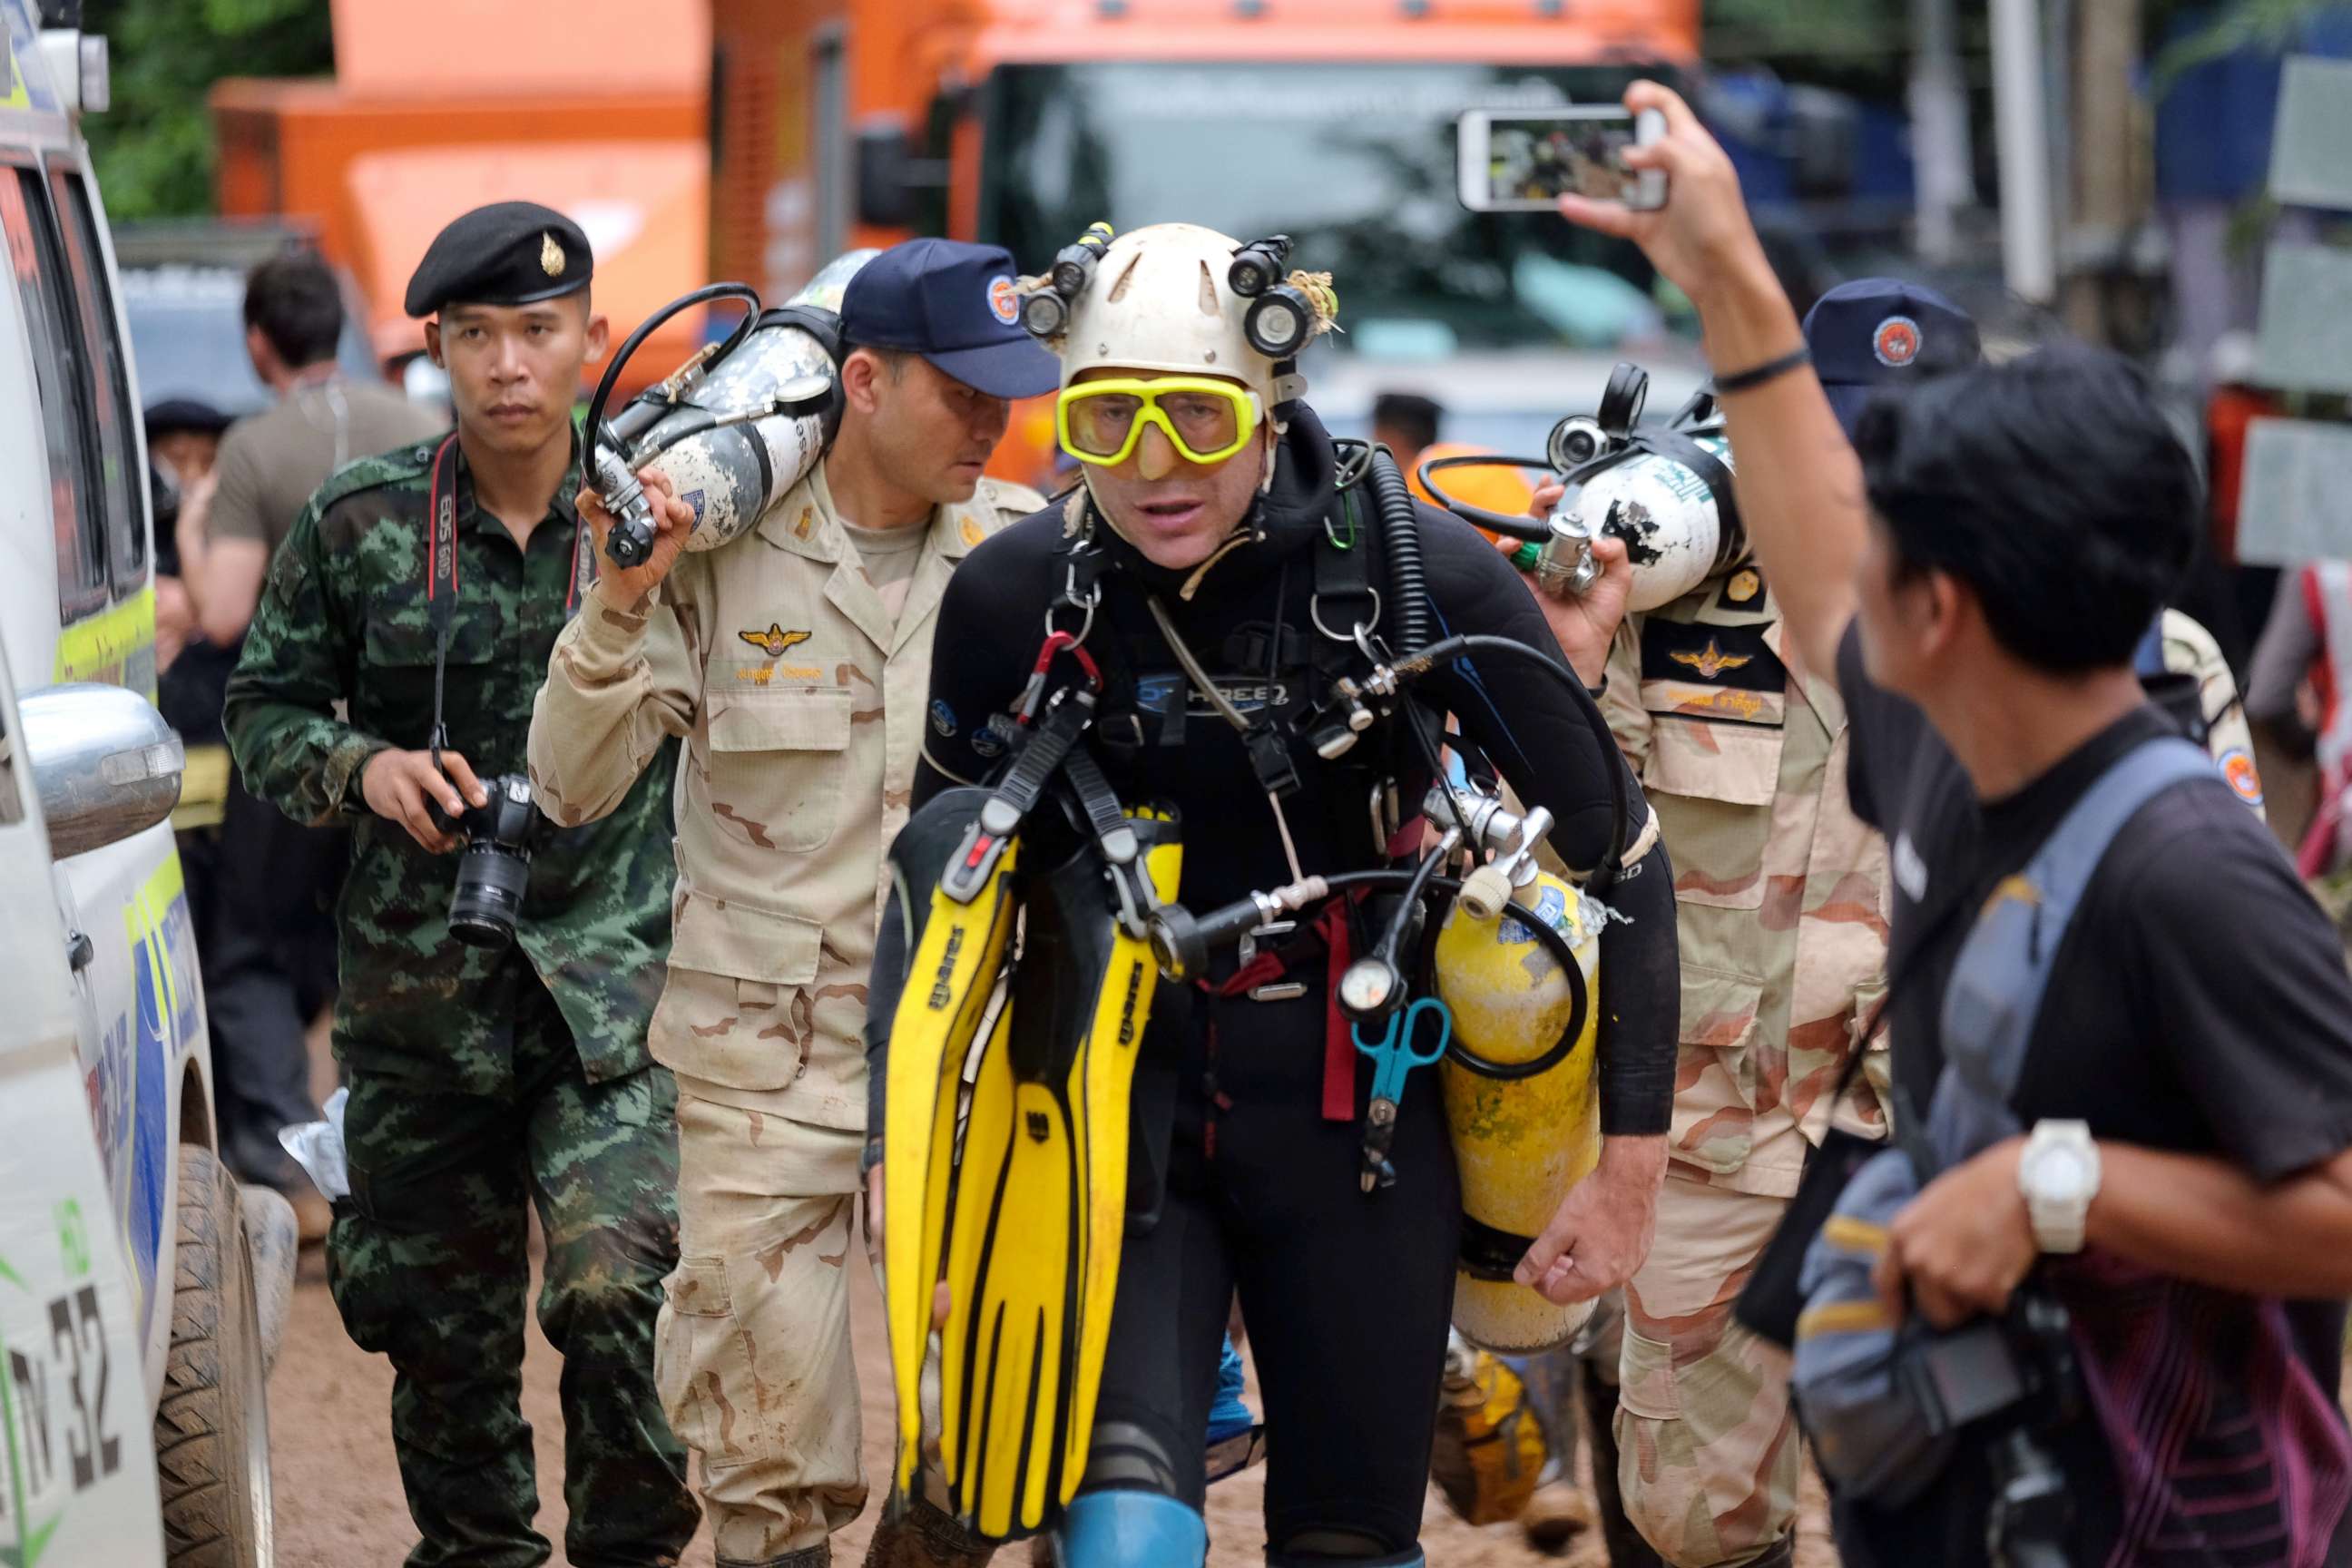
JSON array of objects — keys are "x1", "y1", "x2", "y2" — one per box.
[
  {"x1": 1046, "y1": 558, "x2": 1102, "y2": 648},
  {"x1": 1015, "y1": 628, "x2": 1106, "y2": 727}
]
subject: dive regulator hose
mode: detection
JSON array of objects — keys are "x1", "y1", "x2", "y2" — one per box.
[
  {"x1": 1340, "y1": 440, "x2": 1628, "y2": 888},
  {"x1": 1151, "y1": 866, "x2": 1590, "y2": 1082},
  {"x1": 1146, "y1": 440, "x2": 1642, "y2": 1083},
  {"x1": 1362, "y1": 446, "x2": 1434, "y2": 654},
  {"x1": 582, "y1": 281, "x2": 765, "y2": 565}
]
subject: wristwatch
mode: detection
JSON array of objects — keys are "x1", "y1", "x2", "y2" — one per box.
[{"x1": 2017, "y1": 1120, "x2": 2101, "y2": 1254}]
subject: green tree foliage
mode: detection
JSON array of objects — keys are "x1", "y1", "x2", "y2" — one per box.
[{"x1": 79, "y1": 0, "x2": 332, "y2": 219}]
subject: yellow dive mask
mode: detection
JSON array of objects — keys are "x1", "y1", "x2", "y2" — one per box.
[{"x1": 1056, "y1": 376, "x2": 1263, "y2": 467}]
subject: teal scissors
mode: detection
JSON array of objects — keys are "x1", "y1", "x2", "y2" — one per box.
[{"x1": 1352, "y1": 996, "x2": 1452, "y2": 1191}]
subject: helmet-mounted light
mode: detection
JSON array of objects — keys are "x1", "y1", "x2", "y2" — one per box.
[
  {"x1": 1227, "y1": 234, "x2": 1294, "y2": 299},
  {"x1": 1243, "y1": 286, "x2": 1314, "y2": 358}
]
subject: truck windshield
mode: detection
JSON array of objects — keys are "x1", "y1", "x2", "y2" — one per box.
[{"x1": 982, "y1": 62, "x2": 1680, "y2": 356}]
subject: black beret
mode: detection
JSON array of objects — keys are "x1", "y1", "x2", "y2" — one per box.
[{"x1": 405, "y1": 201, "x2": 593, "y2": 318}]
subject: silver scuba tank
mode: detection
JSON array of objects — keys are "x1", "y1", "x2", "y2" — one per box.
[
  {"x1": 588, "y1": 250, "x2": 880, "y2": 567},
  {"x1": 1534, "y1": 422, "x2": 1744, "y2": 612},
  {"x1": 1414, "y1": 361, "x2": 1749, "y2": 615}
]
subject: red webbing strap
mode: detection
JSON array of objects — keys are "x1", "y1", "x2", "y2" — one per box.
[
  {"x1": 1317, "y1": 900, "x2": 1357, "y2": 1122},
  {"x1": 1192, "y1": 897, "x2": 1359, "y2": 1124}
]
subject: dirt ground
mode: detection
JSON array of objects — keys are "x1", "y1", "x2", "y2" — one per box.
[
  {"x1": 266, "y1": 1236, "x2": 1838, "y2": 1568},
  {"x1": 269, "y1": 1019, "x2": 1836, "y2": 1567}
]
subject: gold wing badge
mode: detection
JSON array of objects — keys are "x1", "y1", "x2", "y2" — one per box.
[
  {"x1": 740, "y1": 624, "x2": 813, "y2": 658},
  {"x1": 1670, "y1": 639, "x2": 1754, "y2": 681}
]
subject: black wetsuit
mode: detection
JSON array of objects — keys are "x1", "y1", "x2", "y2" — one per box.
[{"x1": 874, "y1": 410, "x2": 1678, "y2": 1560}]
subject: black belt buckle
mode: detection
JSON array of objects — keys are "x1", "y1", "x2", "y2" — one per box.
[{"x1": 1244, "y1": 724, "x2": 1302, "y2": 799}]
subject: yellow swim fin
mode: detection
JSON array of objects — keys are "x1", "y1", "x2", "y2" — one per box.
[
  {"x1": 937, "y1": 806, "x2": 1180, "y2": 1538},
  {"x1": 883, "y1": 788, "x2": 1023, "y2": 1501}
]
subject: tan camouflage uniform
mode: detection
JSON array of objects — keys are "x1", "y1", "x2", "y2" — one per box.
[
  {"x1": 528, "y1": 466, "x2": 1044, "y2": 1567},
  {"x1": 1594, "y1": 567, "x2": 1893, "y2": 1568}
]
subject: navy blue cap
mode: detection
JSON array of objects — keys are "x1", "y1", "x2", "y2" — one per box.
[
  {"x1": 838, "y1": 238, "x2": 1059, "y2": 400},
  {"x1": 1801, "y1": 278, "x2": 1983, "y2": 436}
]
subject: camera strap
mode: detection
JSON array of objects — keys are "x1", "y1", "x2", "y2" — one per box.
[{"x1": 423, "y1": 433, "x2": 597, "y2": 763}]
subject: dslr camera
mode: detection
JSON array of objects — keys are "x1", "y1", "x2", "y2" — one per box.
[
  {"x1": 1900, "y1": 1290, "x2": 2081, "y2": 1567},
  {"x1": 433, "y1": 770, "x2": 543, "y2": 949}
]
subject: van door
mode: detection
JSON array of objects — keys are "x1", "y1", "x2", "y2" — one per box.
[
  {"x1": 0, "y1": 645, "x2": 170, "y2": 1568},
  {"x1": 0, "y1": 157, "x2": 201, "y2": 1384}
]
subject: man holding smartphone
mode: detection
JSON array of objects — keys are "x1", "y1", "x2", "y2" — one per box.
[{"x1": 1558, "y1": 83, "x2": 2352, "y2": 1568}]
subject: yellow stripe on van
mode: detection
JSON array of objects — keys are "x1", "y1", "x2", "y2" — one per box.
[
  {"x1": 54, "y1": 585, "x2": 156, "y2": 691},
  {"x1": 122, "y1": 849, "x2": 191, "y2": 1080},
  {"x1": 138, "y1": 848, "x2": 186, "y2": 911}
]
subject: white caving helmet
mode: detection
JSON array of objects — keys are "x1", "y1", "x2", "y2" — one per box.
[{"x1": 1025, "y1": 222, "x2": 1338, "y2": 497}]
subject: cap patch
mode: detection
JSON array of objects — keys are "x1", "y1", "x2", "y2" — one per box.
[
  {"x1": 2222, "y1": 749, "x2": 2265, "y2": 807},
  {"x1": 1873, "y1": 315, "x2": 1920, "y2": 368},
  {"x1": 541, "y1": 232, "x2": 565, "y2": 278},
  {"x1": 987, "y1": 275, "x2": 1020, "y2": 326}
]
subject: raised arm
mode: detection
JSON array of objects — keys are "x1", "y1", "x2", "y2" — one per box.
[{"x1": 1557, "y1": 81, "x2": 1867, "y2": 685}]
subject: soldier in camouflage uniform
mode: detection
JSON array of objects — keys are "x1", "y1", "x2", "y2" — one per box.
[
  {"x1": 224, "y1": 203, "x2": 698, "y2": 1568},
  {"x1": 528, "y1": 240, "x2": 1054, "y2": 1568},
  {"x1": 1585, "y1": 534, "x2": 1893, "y2": 1568}
]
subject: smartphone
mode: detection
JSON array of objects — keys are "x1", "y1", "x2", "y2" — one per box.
[{"x1": 1455, "y1": 106, "x2": 1668, "y2": 213}]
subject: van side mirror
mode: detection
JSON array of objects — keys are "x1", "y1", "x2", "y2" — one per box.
[
  {"x1": 854, "y1": 123, "x2": 949, "y2": 229},
  {"x1": 20, "y1": 684, "x2": 184, "y2": 859}
]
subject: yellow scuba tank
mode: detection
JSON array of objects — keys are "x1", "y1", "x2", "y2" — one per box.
[
  {"x1": 1429, "y1": 1330, "x2": 1552, "y2": 1526},
  {"x1": 1430, "y1": 786, "x2": 1603, "y2": 1353}
]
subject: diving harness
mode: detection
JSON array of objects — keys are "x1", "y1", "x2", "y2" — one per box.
[{"x1": 1122, "y1": 435, "x2": 1629, "y2": 1181}]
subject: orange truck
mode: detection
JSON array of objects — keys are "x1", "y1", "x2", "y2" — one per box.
[
  {"x1": 709, "y1": 0, "x2": 1705, "y2": 485},
  {"x1": 210, "y1": 0, "x2": 712, "y2": 394}
]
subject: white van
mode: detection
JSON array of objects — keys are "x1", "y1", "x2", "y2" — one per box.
[{"x1": 1, "y1": 2, "x2": 289, "y2": 1563}]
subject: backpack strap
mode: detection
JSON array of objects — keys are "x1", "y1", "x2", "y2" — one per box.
[{"x1": 1928, "y1": 736, "x2": 2216, "y2": 1167}]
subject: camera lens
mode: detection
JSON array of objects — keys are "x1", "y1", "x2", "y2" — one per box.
[
  {"x1": 448, "y1": 846, "x2": 529, "y2": 949},
  {"x1": 446, "y1": 774, "x2": 538, "y2": 949}
]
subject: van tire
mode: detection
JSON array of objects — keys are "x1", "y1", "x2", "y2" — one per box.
[{"x1": 156, "y1": 1146, "x2": 276, "y2": 1567}]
